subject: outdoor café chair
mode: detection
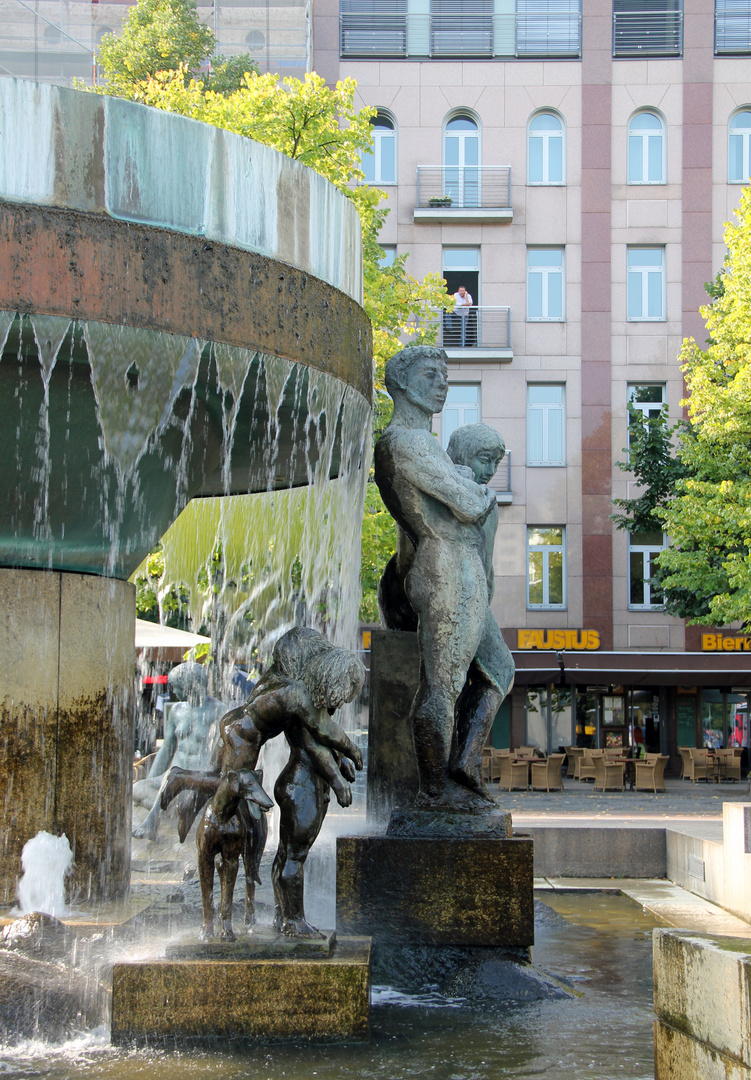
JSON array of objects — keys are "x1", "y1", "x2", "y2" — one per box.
[
  {"x1": 515, "y1": 746, "x2": 538, "y2": 759},
  {"x1": 499, "y1": 755, "x2": 529, "y2": 791},
  {"x1": 678, "y1": 746, "x2": 692, "y2": 779},
  {"x1": 577, "y1": 748, "x2": 604, "y2": 782},
  {"x1": 489, "y1": 748, "x2": 509, "y2": 784},
  {"x1": 530, "y1": 753, "x2": 565, "y2": 792},
  {"x1": 634, "y1": 754, "x2": 668, "y2": 792},
  {"x1": 688, "y1": 748, "x2": 710, "y2": 782},
  {"x1": 716, "y1": 747, "x2": 742, "y2": 782},
  {"x1": 565, "y1": 746, "x2": 583, "y2": 776},
  {"x1": 593, "y1": 755, "x2": 625, "y2": 792}
]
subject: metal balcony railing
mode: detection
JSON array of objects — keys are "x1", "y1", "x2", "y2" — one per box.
[
  {"x1": 612, "y1": 6, "x2": 683, "y2": 56},
  {"x1": 339, "y1": 6, "x2": 581, "y2": 59},
  {"x1": 416, "y1": 167, "x2": 511, "y2": 211},
  {"x1": 715, "y1": 0, "x2": 751, "y2": 54},
  {"x1": 434, "y1": 307, "x2": 511, "y2": 350}
]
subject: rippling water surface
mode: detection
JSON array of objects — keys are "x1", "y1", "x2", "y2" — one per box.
[{"x1": 0, "y1": 892, "x2": 659, "y2": 1080}]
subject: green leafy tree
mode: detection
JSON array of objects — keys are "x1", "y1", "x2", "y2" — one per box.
[
  {"x1": 613, "y1": 188, "x2": 751, "y2": 630},
  {"x1": 94, "y1": 0, "x2": 256, "y2": 99}
]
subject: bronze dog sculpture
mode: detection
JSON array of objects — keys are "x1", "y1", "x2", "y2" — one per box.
[{"x1": 196, "y1": 768, "x2": 273, "y2": 941}]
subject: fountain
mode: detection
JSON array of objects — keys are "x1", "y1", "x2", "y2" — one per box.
[{"x1": 0, "y1": 75, "x2": 372, "y2": 910}]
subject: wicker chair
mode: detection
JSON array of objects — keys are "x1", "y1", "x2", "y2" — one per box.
[
  {"x1": 530, "y1": 753, "x2": 565, "y2": 792},
  {"x1": 716, "y1": 747, "x2": 742, "y2": 782},
  {"x1": 565, "y1": 746, "x2": 584, "y2": 777},
  {"x1": 593, "y1": 755, "x2": 625, "y2": 792},
  {"x1": 604, "y1": 746, "x2": 623, "y2": 760},
  {"x1": 489, "y1": 748, "x2": 510, "y2": 784},
  {"x1": 688, "y1": 748, "x2": 710, "y2": 782},
  {"x1": 678, "y1": 747, "x2": 693, "y2": 779},
  {"x1": 515, "y1": 746, "x2": 538, "y2": 759},
  {"x1": 634, "y1": 754, "x2": 668, "y2": 792},
  {"x1": 499, "y1": 755, "x2": 529, "y2": 791},
  {"x1": 577, "y1": 748, "x2": 604, "y2": 782}
]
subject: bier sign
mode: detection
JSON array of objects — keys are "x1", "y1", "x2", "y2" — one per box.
[
  {"x1": 702, "y1": 633, "x2": 751, "y2": 652},
  {"x1": 517, "y1": 629, "x2": 601, "y2": 651}
]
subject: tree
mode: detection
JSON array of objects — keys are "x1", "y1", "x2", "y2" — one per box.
[
  {"x1": 94, "y1": 0, "x2": 256, "y2": 99},
  {"x1": 613, "y1": 187, "x2": 751, "y2": 631}
]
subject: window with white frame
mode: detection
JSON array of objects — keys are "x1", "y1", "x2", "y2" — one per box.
[
  {"x1": 629, "y1": 530, "x2": 666, "y2": 608},
  {"x1": 628, "y1": 384, "x2": 666, "y2": 421},
  {"x1": 444, "y1": 113, "x2": 480, "y2": 207},
  {"x1": 627, "y1": 247, "x2": 665, "y2": 321},
  {"x1": 527, "y1": 526, "x2": 565, "y2": 608},
  {"x1": 527, "y1": 248, "x2": 564, "y2": 321},
  {"x1": 729, "y1": 109, "x2": 751, "y2": 182},
  {"x1": 628, "y1": 111, "x2": 665, "y2": 184},
  {"x1": 528, "y1": 112, "x2": 565, "y2": 185},
  {"x1": 440, "y1": 384, "x2": 480, "y2": 449},
  {"x1": 527, "y1": 384, "x2": 565, "y2": 466},
  {"x1": 361, "y1": 111, "x2": 396, "y2": 184}
]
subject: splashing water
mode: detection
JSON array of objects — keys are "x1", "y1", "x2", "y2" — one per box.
[{"x1": 17, "y1": 832, "x2": 73, "y2": 917}]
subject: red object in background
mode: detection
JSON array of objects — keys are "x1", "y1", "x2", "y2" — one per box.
[{"x1": 143, "y1": 675, "x2": 169, "y2": 685}]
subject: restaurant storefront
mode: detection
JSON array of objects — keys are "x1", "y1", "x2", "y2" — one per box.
[{"x1": 506, "y1": 631, "x2": 751, "y2": 771}]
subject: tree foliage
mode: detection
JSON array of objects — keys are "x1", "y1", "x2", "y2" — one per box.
[
  {"x1": 614, "y1": 188, "x2": 751, "y2": 630},
  {"x1": 94, "y1": 0, "x2": 256, "y2": 99}
]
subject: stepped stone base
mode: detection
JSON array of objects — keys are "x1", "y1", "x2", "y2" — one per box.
[
  {"x1": 336, "y1": 834, "x2": 534, "y2": 948},
  {"x1": 653, "y1": 929, "x2": 751, "y2": 1079},
  {"x1": 111, "y1": 935, "x2": 371, "y2": 1044}
]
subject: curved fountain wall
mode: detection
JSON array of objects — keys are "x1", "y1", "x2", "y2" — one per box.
[{"x1": 0, "y1": 77, "x2": 372, "y2": 903}]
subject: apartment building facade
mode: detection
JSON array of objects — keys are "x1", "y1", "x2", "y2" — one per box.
[{"x1": 314, "y1": 0, "x2": 751, "y2": 760}]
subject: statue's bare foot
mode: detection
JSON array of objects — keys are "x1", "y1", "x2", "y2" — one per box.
[
  {"x1": 159, "y1": 766, "x2": 188, "y2": 810},
  {"x1": 281, "y1": 918, "x2": 325, "y2": 940},
  {"x1": 451, "y1": 762, "x2": 492, "y2": 800},
  {"x1": 220, "y1": 924, "x2": 236, "y2": 942},
  {"x1": 132, "y1": 819, "x2": 159, "y2": 841},
  {"x1": 199, "y1": 922, "x2": 215, "y2": 941},
  {"x1": 416, "y1": 779, "x2": 496, "y2": 814}
]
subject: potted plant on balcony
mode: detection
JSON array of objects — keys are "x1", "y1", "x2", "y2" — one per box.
[{"x1": 428, "y1": 195, "x2": 453, "y2": 207}]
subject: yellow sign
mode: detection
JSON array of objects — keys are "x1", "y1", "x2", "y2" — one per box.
[
  {"x1": 702, "y1": 633, "x2": 751, "y2": 652},
  {"x1": 517, "y1": 629, "x2": 600, "y2": 651}
]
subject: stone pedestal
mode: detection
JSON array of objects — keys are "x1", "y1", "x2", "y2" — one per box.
[
  {"x1": 337, "y1": 832, "x2": 534, "y2": 949},
  {"x1": 111, "y1": 935, "x2": 371, "y2": 1044},
  {"x1": 366, "y1": 629, "x2": 419, "y2": 822},
  {"x1": 654, "y1": 929, "x2": 751, "y2": 1079},
  {"x1": 0, "y1": 569, "x2": 135, "y2": 903}
]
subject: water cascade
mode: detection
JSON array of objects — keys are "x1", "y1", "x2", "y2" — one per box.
[
  {"x1": 0, "y1": 76, "x2": 372, "y2": 907},
  {"x1": 17, "y1": 832, "x2": 73, "y2": 918}
]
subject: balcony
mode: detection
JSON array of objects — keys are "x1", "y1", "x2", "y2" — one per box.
[
  {"x1": 488, "y1": 452, "x2": 513, "y2": 504},
  {"x1": 414, "y1": 167, "x2": 512, "y2": 224},
  {"x1": 411, "y1": 307, "x2": 512, "y2": 361},
  {"x1": 339, "y1": 4, "x2": 581, "y2": 59},
  {"x1": 612, "y1": 3, "x2": 683, "y2": 56},
  {"x1": 715, "y1": 0, "x2": 751, "y2": 54}
]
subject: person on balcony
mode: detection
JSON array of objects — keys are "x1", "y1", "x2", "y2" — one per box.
[{"x1": 452, "y1": 285, "x2": 473, "y2": 346}]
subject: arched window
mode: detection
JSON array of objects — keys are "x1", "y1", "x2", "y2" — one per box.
[
  {"x1": 528, "y1": 112, "x2": 564, "y2": 185},
  {"x1": 361, "y1": 111, "x2": 396, "y2": 185},
  {"x1": 729, "y1": 109, "x2": 751, "y2": 183},
  {"x1": 628, "y1": 111, "x2": 665, "y2": 184},
  {"x1": 443, "y1": 113, "x2": 480, "y2": 207}
]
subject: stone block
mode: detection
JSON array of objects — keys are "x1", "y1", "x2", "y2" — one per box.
[
  {"x1": 529, "y1": 826, "x2": 667, "y2": 878},
  {"x1": 111, "y1": 936, "x2": 371, "y2": 1044},
  {"x1": 336, "y1": 835, "x2": 534, "y2": 948},
  {"x1": 366, "y1": 630, "x2": 419, "y2": 822},
  {"x1": 653, "y1": 930, "x2": 751, "y2": 1077}
]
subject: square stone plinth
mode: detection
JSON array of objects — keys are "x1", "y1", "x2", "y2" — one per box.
[
  {"x1": 111, "y1": 936, "x2": 371, "y2": 1044},
  {"x1": 336, "y1": 836, "x2": 533, "y2": 948}
]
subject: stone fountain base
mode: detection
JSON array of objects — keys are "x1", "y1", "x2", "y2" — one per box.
[{"x1": 111, "y1": 933, "x2": 371, "y2": 1044}]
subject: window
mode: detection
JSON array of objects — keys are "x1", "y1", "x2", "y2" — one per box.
[
  {"x1": 628, "y1": 112, "x2": 665, "y2": 184},
  {"x1": 516, "y1": 0, "x2": 582, "y2": 56},
  {"x1": 715, "y1": 0, "x2": 751, "y2": 55},
  {"x1": 629, "y1": 531, "x2": 666, "y2": 608},
  {"x1": 361, "y1": 112, "x2": 396, "y2": 184},
  {"x1": 431, "y1": 0, "x2": 493, "y2": 56},
  {"x1": 443, "y1": 114, "x2": 480, "y2": 207},
  {"x1": 340, "y1": 0, "x2": 408, "y2": 58},
  {"x1": 527, "y1": 385, "x2": 565, "y2": 466},
  {"x1": 527, "y1": 526, "x2": 565, "y2": 609},
  {"x1": 440, "y1": 385, "x2": 480, "y2": 449},
  {"x1": 378, "y1": 245, "x2": 397, "y2": 267},
  {"x1": 527, "y1": 248, "x2": 564, "y2": 321},
  {"x1": 628, "y1": 384, "x2": 666, "y2": 421},
  {"x1": 613, "y1": 0, "x2": 683, "y2": 57},
  {"x1": 729, "y1": 109, "x2": 751, "y2": 183},
  {"x1": 528, "y1": 113, "x2": 565, "y2": 185},
  {"x1": 627, "y1": 248, "x2": 665, "y2": 321}
]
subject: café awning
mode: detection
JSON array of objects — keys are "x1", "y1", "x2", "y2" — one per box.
[
  {"x1": 135, "y1": 618, "x2": 211, "y2": 663},
  {"x1": 511, "y1": 651, "x2": 751, "y2": 689}
]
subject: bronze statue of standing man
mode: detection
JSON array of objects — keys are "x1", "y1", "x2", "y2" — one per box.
[{"x1": 375, "y1": 345, "x2": 514, "y2": 813}]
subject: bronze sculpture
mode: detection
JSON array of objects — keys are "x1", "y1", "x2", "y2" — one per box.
[
  {"x1": 374, "y1": 346, "x2": 514, "y2": 813},
  {"x1": 160, "y1": 627, "x2": 365, "y2": 938}
]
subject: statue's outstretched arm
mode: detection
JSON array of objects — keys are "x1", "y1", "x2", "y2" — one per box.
[{"x1": 298, "y1": 706, "x2": 363, "y2": 767}]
